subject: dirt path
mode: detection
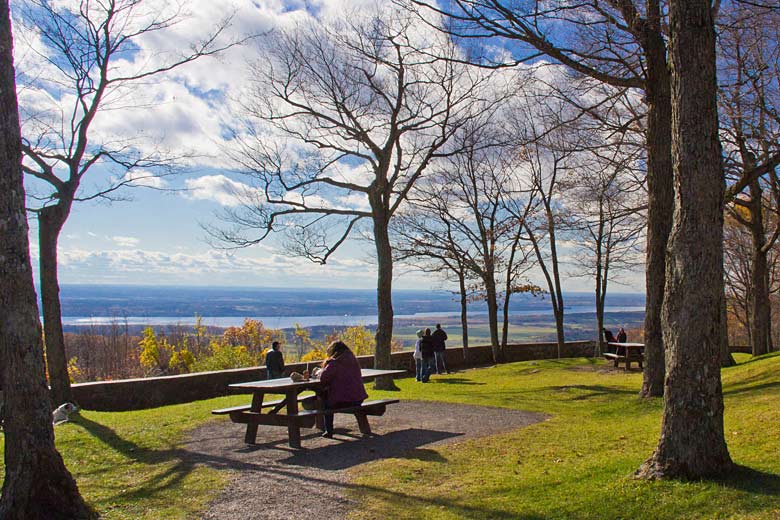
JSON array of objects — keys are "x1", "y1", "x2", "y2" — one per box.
[{"x1": 184, "y1": 400, "x2": 544, "y2": 519}]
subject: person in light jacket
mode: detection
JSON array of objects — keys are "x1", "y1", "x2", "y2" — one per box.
[
  {"x1": 413, "y1": 329, "x2": 424, "y2": 381},
  {"x1": 318, "y1": 340, "x2": 368, "y2": 438}
]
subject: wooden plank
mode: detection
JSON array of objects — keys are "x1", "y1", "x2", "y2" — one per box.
[
  {"x1": 292, "y1": 399, "x2": 399, "y2": 418},
  {"x1": 212, "y1": 394, "x2": 316, "y2": 415},
  {"x1": 229, "y1": 411, "x2": 316, "y2": 428}
]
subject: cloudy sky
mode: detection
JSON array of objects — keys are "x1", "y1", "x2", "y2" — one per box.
[{"x1": 12, "y1": 0, "x2": 645, "y2": 293}]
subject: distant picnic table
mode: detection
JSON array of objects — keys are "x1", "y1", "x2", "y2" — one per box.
[
  {"x1": 604, "y1": 342, "x2": 644, "y2": 371},
  {"x1": 213, "y1": 368, "x2": 404, "y2": 448}
]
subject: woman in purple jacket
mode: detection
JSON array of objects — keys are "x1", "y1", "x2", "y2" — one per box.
[{"x1": 318, "y1": 340, "x2": 368, "y2": 438}]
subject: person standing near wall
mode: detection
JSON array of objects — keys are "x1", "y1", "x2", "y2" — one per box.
[
  {"x1": 432, "y1": 323, "x2": 449, "y2": 374},
  {"x1": 265, "y1": 341, "x2": 285, "y2": 379}
]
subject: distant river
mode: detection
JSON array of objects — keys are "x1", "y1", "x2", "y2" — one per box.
[{"x1": 60, "y1": 305, "x2": 645, "y2": 329}]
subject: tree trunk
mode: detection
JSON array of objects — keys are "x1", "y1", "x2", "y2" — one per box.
[
  {"x1": 748, "y1": 180, "x2": 770, "y2": 356},
  {"x1": 0, "y1": 5, "x2": 96, "y2": 516},
  {"x1": 485, "y1": 274, "x2": 503, "y2": 364},
  {"x1": 595, "y1": 227, "x2": 605, "y2": 357},
  {"x1": 721, "y1": 282, "x2": 736, "y2": 367},
  {"x1": 640, "y1": 8, "x2": 674, "y2": 398},
  {"x1": 39, "y1": 204, "x2": 72, "y2": 406},
  {"x1": 636, "y1": 0, "x2": 733, "y2": 479},
  {"x1": 548, "y1": 224, "x2": 566, "y2": 358},
  {"x1": 371, "y1": 210, "x2": 398, "y2": 390},
  {"x1": 458, "y1": 270, "x2": 469, "y2": 363}
]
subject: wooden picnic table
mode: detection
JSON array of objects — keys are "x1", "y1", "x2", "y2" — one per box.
[
  {"x1": 214, "y1": 368, "x2": 405, "y2": 448},
  {"x1": 605, "y1": 342, "x2": 645, "y2": 371}
]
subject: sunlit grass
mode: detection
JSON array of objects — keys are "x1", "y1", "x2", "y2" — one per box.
[
  {"x1": 356, "y1": 352, "x2": 780, "y2": 519},
  {"x1": 1, "y1": 352, "x2": 778, "y2": 519}
]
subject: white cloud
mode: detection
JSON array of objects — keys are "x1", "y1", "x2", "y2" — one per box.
[
  {"x1": 121, "y1": 169, "x2": 168, "y2": 189},
  {"x1": 112, "y1": 236, "x2": 141, "y2": 248},
  {"x1": 184, "y1": 174, "x2": 253, "y2": 207}
]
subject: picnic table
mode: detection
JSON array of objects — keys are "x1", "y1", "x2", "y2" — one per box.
[
  {"x1": 604, "y1": 342, "x2": 644, "y2": 371},
  {"x1": 213, "y1": 368, "x2": 405, "y2": 448}
]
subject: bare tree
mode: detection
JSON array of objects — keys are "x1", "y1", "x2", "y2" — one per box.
[
  {"x1": 636, "y1": 0, "x2": 733, "y2": 480},
  {"x1": 565, "y1": 140, "x2": 645, "y2": 355},
  {"x1": 16, "y1": 0, "x2": 239, "y2": 405},
  {"x1": 0, "y1": 3, "x2": 95, "y2": 516},
  {"x1": 214, "y1": 11, "x2": 487, "y2": 388},
  {"x1": 393, "y1": 213, "x2": 477, "y2": 362},
  {"x1": 393, "y1": 117, "x2": 539, "y2": 363},
  {"x1": 719, "y1": 1, "x2": 780, "y2": 356},
  {"x1": 408, "y1": 0, "x2": 672, "y2": 397}
]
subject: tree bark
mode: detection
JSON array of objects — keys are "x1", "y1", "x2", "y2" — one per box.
[
  {"x1": 39, "y1": 204, "x2": 73, "y2": 406},
  {"x1": 637, "y1": 0, "x2": 733, "y2": 479},
  {"x1": 371, "y1": 205, "x2": 398, "y2": 390},
  {"x1": 484, "y1": 274, "x2": 503, "y2": 363},
  {"x1": 458, "y1": 269, "x2": 469, "y2": 363},
  {"x1": 0, "y1": 4, "x2": 96, "y2": 516},
  {"x1": 747, "y1": 179, "x2": 770, "y2": 356},
  {"x1": 640, "y1": 5, "x2": 674, "y2": 398},
  {"x1": 721, "y1": 282, "x2": 736, "y2": 367}
]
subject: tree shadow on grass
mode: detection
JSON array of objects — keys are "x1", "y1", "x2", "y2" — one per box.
[
  {"x1": 430, "y1": 377, "x2": 486, "y2": 385},
  {"x1": 69, "y1": 414, "x2": 542, "y2": 520},
  {"x1": 712, "y1": 465, "x2": 780, "y2": 496},
  {"x1": 544, "y1": 385, "x2": 638, "y2": 400}
]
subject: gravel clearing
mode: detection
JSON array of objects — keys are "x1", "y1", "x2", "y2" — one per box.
[{"x1": 186, "y1": 399, "x2": 545, "y2": 519}]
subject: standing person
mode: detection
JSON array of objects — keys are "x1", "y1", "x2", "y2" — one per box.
[
  {"x1": 318, "y1": 340, "x2": 368, "y2": 438},
  {"x1": 265, "y1": 341, "x2": 285, "y2": 379},
  {"x1": 432, "y1": 323, "x2": 449, "y2": 374},
  {"x1": 413, "y1": 329, "x2": 424, "y2": 382},
  {"x1": 420, "y1": 328, "x2": 436, "y2": 382},
  {"x1": 617, "y1": 328, "x2": 627, "y2": 343}
]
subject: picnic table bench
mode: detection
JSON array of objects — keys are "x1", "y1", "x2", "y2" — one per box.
[
  {"x1": 604, "y1": 342, "x2": 644, "y2": 371},
  {"x1": 213, "y1": 368, "x2": 405, "y2": 448}
]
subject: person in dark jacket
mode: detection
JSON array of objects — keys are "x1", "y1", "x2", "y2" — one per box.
[
  {"x1": 318, "y1": 340, "x2": 368, "y2": 437},
  {"x1": 617, "y1": 328, "x2": 627, "y2": 343},
  {"x1": 431, "y1": 323, "x2": 448, "y2": 374},
  {"x1": 420, "y1": 328, "x2": 436, "y2": 382},
  {"x1": 265, "y1": 341, "x2": 285, "y2": 379}
]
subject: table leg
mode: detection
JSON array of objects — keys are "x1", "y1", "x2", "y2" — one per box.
[
  {"x1": 314, "y1": 393, "x2": 325, "y2": 431},
  {"x1": 244, "y1": 391, "x2": 264, "y2": 444},
  {"x1": 355, "y1": 412, "x2": 371, "y2": 435},
  {"x1": 286, "y1": 389, "x2": 301, "y2": 448}
]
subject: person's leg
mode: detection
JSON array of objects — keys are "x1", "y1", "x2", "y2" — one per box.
[
  {"x1": 323, "y1": 401, "x2": 334, "y2": 437},
  {"x1": 415, "y1": 358, "x2": 423, "y2": 381},
  {"x1": 433, "y1": 350, "x2": 444, "y2": 374},
  {"x1": 421, "y1": 357, "x2": 430, "y2": 382}
]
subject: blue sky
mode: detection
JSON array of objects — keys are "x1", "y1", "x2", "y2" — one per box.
[{"x1": 15, "y1": 0, "x2": 646, "y2": 293}]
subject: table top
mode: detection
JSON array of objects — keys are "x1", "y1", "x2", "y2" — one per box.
[
  {"x1": 229, "y1": 368, "x2": 406, "y2": 392},
  {"x1": 607, "y1": 342, "x2": 644, "y2": 348}
]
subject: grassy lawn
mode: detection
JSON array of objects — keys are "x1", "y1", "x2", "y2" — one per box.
[
  {"x1": 358, "y1": 352, "x2": 780, "y2": 519},
  {"x1": 1, "y1": 352, "x2": 778, "y2": 518}
]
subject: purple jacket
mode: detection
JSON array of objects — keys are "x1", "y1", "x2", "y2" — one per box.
[{"x1": 319, "y1": 350, "x2": 368, "y2": 406}]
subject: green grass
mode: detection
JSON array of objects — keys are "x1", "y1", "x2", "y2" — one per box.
[
  {"x1": 0, "y1": 394, "x2": 248, "y2": 519},
  {"x1": 2, "y1": 353, "x2": 779, "y2": 519},
  {"x1": 353, "y1": 352, "x2": 780, "y2": 519}
]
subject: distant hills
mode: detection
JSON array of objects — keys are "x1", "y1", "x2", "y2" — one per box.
[{"x1": 53, "y1": 284, "x2": 645, "y2": 319}]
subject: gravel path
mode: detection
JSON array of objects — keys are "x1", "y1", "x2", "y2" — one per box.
[{"x1": 185, "y1": 400, "x2": 545, "y2": 520}]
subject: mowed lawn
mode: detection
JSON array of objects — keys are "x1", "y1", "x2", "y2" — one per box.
[{"x1": 0, "y1": 353, "x2": 778, "y2": 519}]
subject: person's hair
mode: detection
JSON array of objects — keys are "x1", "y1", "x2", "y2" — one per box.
[
  {"x1": 272, "y1": 341, "x2": 280, "y2": 350},
  {"x1": 436, "y1": 323, "x2": 441, "y2": 329},
  {"x1": 326, "y1": 340, "x2": 350, "y2": 358},
  {"x1": 424, "y1": 328, "x2": 432, "y2": 336}
]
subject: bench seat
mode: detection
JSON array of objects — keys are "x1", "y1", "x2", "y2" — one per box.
[
  {"x1": 603, "y1": 352, "x2": 643, "y2": 369},
  {"x1": 290, "y1": 399, "x2": 400, "y2": 435},
  {"x1": 212, "y1": 393, "x2": 317, "y2": 415}
]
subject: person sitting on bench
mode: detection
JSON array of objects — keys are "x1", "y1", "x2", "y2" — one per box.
[{"x1": 318, "y1": 340, "x2": 368, "y2": 438}]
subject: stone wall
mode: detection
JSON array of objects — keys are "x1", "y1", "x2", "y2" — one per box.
[{"x1": 71, "y1": 340, "x2": 596, "y2": 411}]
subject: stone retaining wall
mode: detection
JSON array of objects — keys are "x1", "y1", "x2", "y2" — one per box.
[{"x1": 72, "y1": 340, "x2": 596, "y2": 411}]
